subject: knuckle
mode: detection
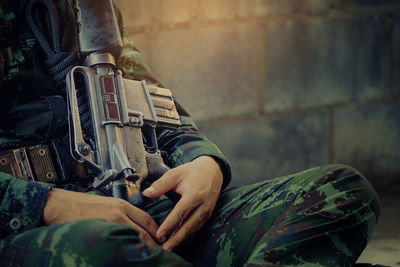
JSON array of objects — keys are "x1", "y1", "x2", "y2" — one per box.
[
  {"x1": 184, "y1": 225, "x2": 195, "y2": 237},
  {"x1": 143, "y1": 215, "x2": 153, "y2": 227},
  {"x1": 165, "y1": 168, "x2": 181, "y2": 181},
  {"x1": 177, "y1": 209, "x2": 186, "y2": 220},
  {"x1": 196, "y1": 190, "x2": 209, "y2": 201},
  {"x1": 115, "y1": 198, "x2": 129, "y2": 208},
  {"x1": 191, "y1": 192, "x2": 202, "y2": 202},
  {"x1": 167, "y1": 167, "x2": 179, "y2": 176},
  {"x1": 199, "y1": 207, "x2": 212, "y2": 221},
  {"x1": 197, "y1": 189, "x2": 207, "y2": 197},
  {"x1": 111, "y1": 210, "x2": 125, "y2": 222}
]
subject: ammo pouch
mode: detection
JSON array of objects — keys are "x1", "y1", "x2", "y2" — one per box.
[{"x1": 0, "y1": 144, "x2": 61, "y2": 183}]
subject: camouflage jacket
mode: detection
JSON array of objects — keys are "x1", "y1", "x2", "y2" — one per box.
[{"x1": 0, "y1": 1, "x2": 231, "y2": 237}]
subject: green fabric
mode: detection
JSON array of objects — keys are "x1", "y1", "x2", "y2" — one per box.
[
  {"x1": 0, "y1": 0, "x2": 231, "y2": 239},
  {"x1": 0, "y1": 1, "x2": 231, "y2": 174},
  {"x1": 0, "y1": 1, "x2": 380, "y2": 266},
  {"x1": 0, "y1": 172, "x2": 54, "y2": 235},
  {"x1": 0, "y1": 165, "x2": 380, "y2": 266}
]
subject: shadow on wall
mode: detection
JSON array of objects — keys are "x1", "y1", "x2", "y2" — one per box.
[{"x1": 115, "y1": 0, "x2": 400, "y2": 189}]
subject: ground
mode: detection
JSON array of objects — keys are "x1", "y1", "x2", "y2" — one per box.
[{"x1": 357, "y1": 184, "x2": 400, "y2": 266}]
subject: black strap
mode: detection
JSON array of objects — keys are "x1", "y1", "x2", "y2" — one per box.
[
  {"x1": 26, "y1": 0, "x2": 93, "y2": 136},
  {"x1": 25, "y1": 0, "x2": 76, "y2": 93}
]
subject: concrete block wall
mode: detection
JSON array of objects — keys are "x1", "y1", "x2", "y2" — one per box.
[{"x1": 115, "y1": 0, "x2": 400, "y2": 188}]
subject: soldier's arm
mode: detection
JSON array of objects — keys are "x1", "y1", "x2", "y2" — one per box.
[
  {"x1": 0, "y1": 96, "x2": 68, "y2": 236},
  {"x1": 0, "y1": 172, "x2": 54, "y2": 235},
  {"x1": 42, "y1": 187, "x2": 161, "y2": 246},
  {"x1": 0, "y1": 95, "x2": 67, "y2": 150}
]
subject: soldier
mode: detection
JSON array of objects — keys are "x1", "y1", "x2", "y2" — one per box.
[{"x1": 0, "y1": 0, "x2": 380, "y2": 266}]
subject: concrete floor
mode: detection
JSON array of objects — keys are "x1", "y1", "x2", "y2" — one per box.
[{"x1": 357, "y1": 185, "x2": 400, "y2": 266}]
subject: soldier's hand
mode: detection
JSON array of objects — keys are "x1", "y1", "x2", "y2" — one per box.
[
  {"x1": 43, "y1": 188, "x2": 160, "y2": 247},
  {"x1": 143, "y1": 155, "x2": 223, "y2": 251}
]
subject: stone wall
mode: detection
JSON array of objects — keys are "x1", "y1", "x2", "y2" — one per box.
[{"x1": 114, "y1": 0, "x2": 400, "y2": 188}]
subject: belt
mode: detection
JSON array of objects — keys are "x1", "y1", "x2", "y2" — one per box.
[{"x1": 0, "y1": 144, "x2": 60, "y2": 183}]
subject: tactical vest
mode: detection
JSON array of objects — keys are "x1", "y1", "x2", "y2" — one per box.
[
  {"x1": 0, "y1": 3, "x2": 75, "y2": 186},
  {"x1": 0, "y1": 2, "x2": 35, "y2": 85},
  {"x1": 0, "y1": 6, "x2": 12, "y2": 83}
]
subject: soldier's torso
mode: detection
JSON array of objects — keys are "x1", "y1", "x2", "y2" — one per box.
[
  {"x1": 0, "y1": 2, "x2": 78, "y2": 185},
  {"x1": 1, "y1": 2, "x2": 61, "y2": 110}
]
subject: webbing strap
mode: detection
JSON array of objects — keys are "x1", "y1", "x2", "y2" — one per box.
[{"x1": 0, "y1": 145, "x2": 58, "y2": 182}]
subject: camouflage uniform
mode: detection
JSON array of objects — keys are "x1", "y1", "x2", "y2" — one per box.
[{"x1": 0, "y1": 1, "x2": 380, "y2": 266}]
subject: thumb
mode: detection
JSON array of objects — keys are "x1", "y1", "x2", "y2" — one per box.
[{"x1": 143, "y1": 169, "x2": 180, "y2": 198}]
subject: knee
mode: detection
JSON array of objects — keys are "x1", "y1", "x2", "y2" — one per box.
[
  {"x1": 317, "y1": 164, "x2": 380, "y2": 227},
  {"x1": 323, "y1": 164, "x2": 379, "y2": 200},
  {"x1": 47, "y1": 219, "x2": 146, "y2": 265},
  {"x1": 293, "y1": 164, "x2": 380, "y2": 244}
]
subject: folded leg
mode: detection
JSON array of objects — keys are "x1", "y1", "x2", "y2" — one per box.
[
  {"x1": 175, "y1": 165, "x2": 380, "y2": 267},
  {"x1": 0, "y1": 219, "x2": 191, "y2": 266}
]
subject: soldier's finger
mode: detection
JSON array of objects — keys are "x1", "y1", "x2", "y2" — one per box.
[
  {"x1": 143, "y1": 168, "x2": 180, "y2": 198},
  {"x1": 124, "y1": 203, "x2": 160, "y2": 239},
  {"x1": 157, "y1": 193, "x2": 200, "y2": 242},
  {"x1": 162, "y1": 206, "x2": 207, "y2": 251},
  {"x1": 124, "y1": 219, "x2": 159, "y2": 248}
]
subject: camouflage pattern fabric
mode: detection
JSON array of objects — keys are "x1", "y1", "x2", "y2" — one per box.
[
  {"x1": 0, "y1": 1, "x2": 380, "y2": 266},
  {"x1": 0, "y1": 165, "x2": 379, "y2": 266},
  {"x1": 0, "y1": 1, "x2": 231, "y2": 175},
  {"x1": 0, "y1": 0, "x2": 230, "y2": 241}
]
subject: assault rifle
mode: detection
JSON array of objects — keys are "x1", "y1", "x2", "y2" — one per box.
[{"x1": 66, "y1": 0, "x2": 180, "y2": 206}]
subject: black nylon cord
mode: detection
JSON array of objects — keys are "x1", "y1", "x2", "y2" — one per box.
[
  {"x1": 26, "y1": 0, "x2": 93, "y2": 138},
  {"x1": 26, "y1": 0, "x2": 76, "y2": 92}
]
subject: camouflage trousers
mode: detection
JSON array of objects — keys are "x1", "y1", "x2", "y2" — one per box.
[{"x1": 1, "y1": 165, "x2": 380, "y2": 266}]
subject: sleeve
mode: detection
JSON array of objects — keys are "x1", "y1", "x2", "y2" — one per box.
[
  {"x1": 0, "y1": 172, "x2": 54, "y2": 235},
  {"x1": 157, "y1": 114, "x2": 232, "y2": 189},
  {"x1": 0, "y1": 95, "x2": 68, "y2": 150},
  {"x1": 116, "y1": 15, "x2": 232, "y2": 188},
  {"x1": 0, "y1": 96, "x2": 65, "y2": 235}
]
